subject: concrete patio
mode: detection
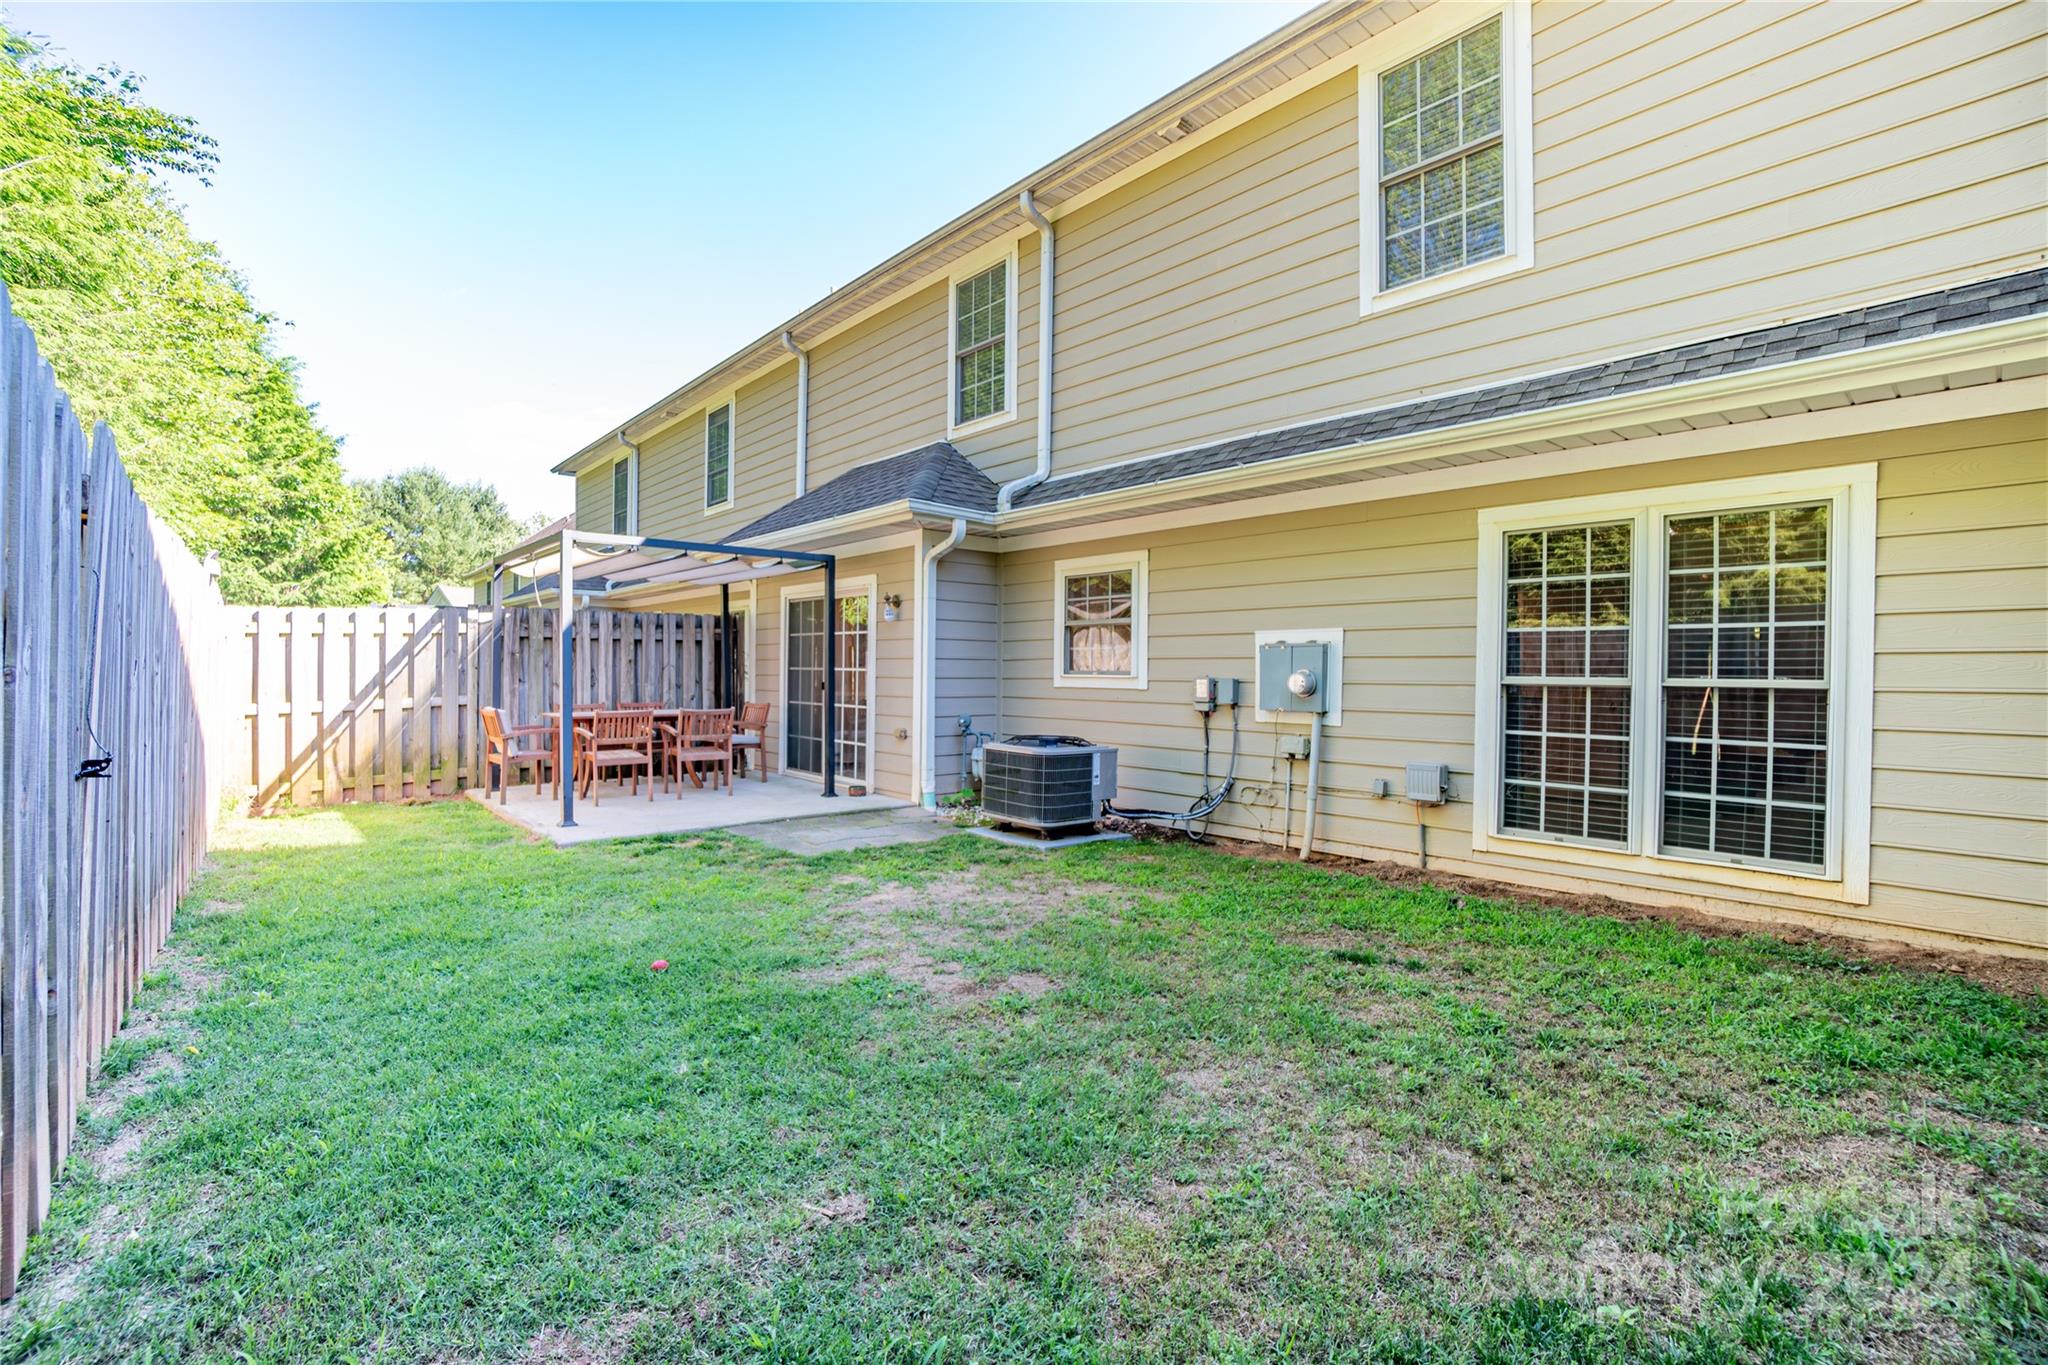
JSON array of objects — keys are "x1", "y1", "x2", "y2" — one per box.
[{"x1": 467, "y1": 772, "x2": 927, "y2": 847}]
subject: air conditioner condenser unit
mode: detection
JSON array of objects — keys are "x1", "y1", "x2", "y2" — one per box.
[{"x1": 980, "y1": 735, "x2": 1118, "y2": 835}]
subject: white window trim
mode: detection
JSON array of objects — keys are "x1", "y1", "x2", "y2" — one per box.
[
  {"x1": 611, "y1": 451, "x2": 637, "y2": 536},
  {"x1": 946, "y1": 242, "x2": 1020, "y2": 439},
  {"x1": 704, "y1": 395, "x2": 736, "y2": 514},
  {"x1": 1052, "y1": 550, "x2": 1148, "y2": 690},
  {"x1": 777, "y1": 574, "x2": 879, "y2": 793},
  {"x1": 1358, "y1": 0, "x2": 1534, "y2": 317},
  {"x1": 1472, "y1": 464, "x2": 1876, "y2": 904}
]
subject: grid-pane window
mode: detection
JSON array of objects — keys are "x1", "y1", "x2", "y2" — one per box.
[
  {"x1": 611, "y1": 458, "x2": 632, "y2": 534},
  {"x1": 1062, "y1": 569, "x2": 1133, "y2": 677},
  {"x1": 1500, "y1": 522, "x2": 1632, "y2": 845},
  {"x1": 954, "y1": 262, "x2": 1007, "y2": 425},
  {"x1": 1661, "y1": 504, "x2": 1829, "y2": 868},
  {"x1": 705, "y1": 404, "x2": 731, "y2": 507},
  {"x1": 1379, "y1": 17, "x2": 1504, "y2": 289}
]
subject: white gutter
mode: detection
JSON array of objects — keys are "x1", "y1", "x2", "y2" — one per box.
[
  {"x1": 917, "y1": 516, "x2": 969, "y2": 808},
  {"x1": 996, "y1": 189, "x2": 1055, "y2": 513},
  {"x1": 781, "y1": 331, "x2": 810, "y2": 496}
]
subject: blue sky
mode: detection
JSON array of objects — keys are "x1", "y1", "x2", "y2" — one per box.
[{"x1": 9, "y1": 2, "x2": 1309, "y2": 518}]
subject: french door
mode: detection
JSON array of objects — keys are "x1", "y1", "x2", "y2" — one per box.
[{"x1": 784, "y1": 592, "x2": 870, "y2": 784}]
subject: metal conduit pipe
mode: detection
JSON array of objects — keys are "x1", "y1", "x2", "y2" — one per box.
[
  {"x1": 1299, "y1": 710, "x2": 1323, "y2": 861},
  {"x1": 996, "y1": 189, "x2": 1054, "y2": 513},
  {"x1": 780, "y1": 330, "x2": 809, "y2": 496},
  {"x1": 918, "y1": 516, "x2": 968, "y2": 808}
]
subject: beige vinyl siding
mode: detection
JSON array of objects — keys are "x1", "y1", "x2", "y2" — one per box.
[
  {"x1": 932, "y1": 547, "x2": 1002, "y2": 797},
  {"x1": 576, "y1": 465, "x2": 613, "y2": 537},
  {"x1": 1032, "y1": 0, "x2": 2045, "y2": 480},
  {"x1": 995, "y1": 413, "x2": 2048, "y2": 953},
  {"x1": 751, "y1": 547, "x2": 919, "y2": 800},
  {"x1": 634, "y1": 365, "x2": 800, "y2": 544},
  {"x1": 807, "y1": 281, "x2": 949, "y2": 488}
]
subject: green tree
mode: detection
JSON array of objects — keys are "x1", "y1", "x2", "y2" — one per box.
[
  {"x1": 0, "y1": 24, "x2": 390, "y2": 604},
  {"x1": 358, "y1": 468, "x2": 539, "y2": 604}
]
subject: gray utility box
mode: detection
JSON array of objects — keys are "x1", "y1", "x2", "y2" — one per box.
[
  {"x1": 981, "y1": 736, "x2": 1119, "y2": 835},
  {"x1": 1257, "y1": 640, "x2": 1331, "y2": 714}
]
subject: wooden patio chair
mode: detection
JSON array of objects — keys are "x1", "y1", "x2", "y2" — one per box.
[
  {"x1": 481, "y1": 707, "x2": 555, "y2": 803},
  {"x1": 659, "y1": 709, "x2": 734, "y2": 795},
  {"x1": 575, "y1": 710, "x2": 656, "y2": 804},
  {"x1": 730, "y1": 702, "x2": 770, "y2": 782}
]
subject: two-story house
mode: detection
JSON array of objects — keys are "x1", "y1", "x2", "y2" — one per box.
[{"x1": 546, "y1": 1, "x2": 2048, "y2": 956}]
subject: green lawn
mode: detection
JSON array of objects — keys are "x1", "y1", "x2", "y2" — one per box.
[{"x1": 4, "y1": 801, "x2": 2043, "y2": 1364}]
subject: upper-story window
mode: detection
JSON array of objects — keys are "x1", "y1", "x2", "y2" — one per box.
[
  {"x1": 1379, "y1": 17, "x2": 1503, "y2": 289},
  {"x1": 705, "y1": 402, "x2": 733, "y2": 510},
  {"x1": 610, "y1": 452, "x2": 635, "y2": 535},
  {"x1": 1361, "y1": 3, "x2": 1532, "y2": 314},
  {"x1": 949, "y1": 249, "x2": 1016, "y2": 434}
]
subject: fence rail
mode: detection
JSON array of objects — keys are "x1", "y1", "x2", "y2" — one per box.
[
  {"x1": 0, "y1": 285, "x2": 232, "y2": 1296},
  {"x1": 237, "y1": 607, "x2": 721, "y2": 812}
]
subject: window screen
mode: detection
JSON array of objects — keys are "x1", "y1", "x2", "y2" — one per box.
[
  {"x1": 1500, "y1": 522, "x2": 1632, "y2": 845},
  {"x1": 1661, "y1": 504, "x2": 1829, "y2": 869},
  {"x1": 1379, "y1": 17, "x2": 1504, "y2": 289},
  {"x1": 954, "y1": 262, "x2": 1008, "y2": 425}
]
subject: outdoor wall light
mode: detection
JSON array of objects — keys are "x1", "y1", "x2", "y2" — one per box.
[{"x1": 881, "y1": 593, "x2": 902, "y2": 622}]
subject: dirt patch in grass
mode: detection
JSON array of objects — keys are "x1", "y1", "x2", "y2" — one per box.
[
  {"x1": 1201, "y1": 832, "x2": 2046, "y2": 997},
  {"x1": 516, "y1": 1312, "x2": 646, "y2": 1365},
  {"x1": 791, "y1": 869, "x2": 1087, "y2": 1003}
]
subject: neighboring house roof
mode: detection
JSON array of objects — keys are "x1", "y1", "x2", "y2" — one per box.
[
  {"x1": 1013, "y1": 268, "x2": 2048, "y2": 512},
  {"x1": 734, "y1": 442, "x2": 998, "y2": 539},
  {"x1": 554, "y1": 1, "x2": 1399, "y2": 475}
]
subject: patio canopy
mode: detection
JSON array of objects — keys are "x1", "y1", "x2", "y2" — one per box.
[{"x1": 483, "y1": 527, "x2": 841, "y2": 827}]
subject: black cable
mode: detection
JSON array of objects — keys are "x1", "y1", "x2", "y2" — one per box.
[{"x1": 1106, "y1": 700, "x2": 1241, "y2": 839}]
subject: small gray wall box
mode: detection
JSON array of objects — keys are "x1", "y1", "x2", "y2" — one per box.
[{"x1": 1405, "y1": 763, "x2": 1451, "y2": 805}]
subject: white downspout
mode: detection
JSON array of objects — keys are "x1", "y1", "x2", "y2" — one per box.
[
  {"x1": 995, "y1": 189, "x2": 1053, "y2": 513},
  {"x1": 918, "y1": 516, "x2": 969, "y2": 809},
  {"x1": 781, "y1": 330, "x2": 809, "y2": 496}
]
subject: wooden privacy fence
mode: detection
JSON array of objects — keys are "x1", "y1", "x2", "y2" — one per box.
[
  {"x1": 239, "y1": 607, "x2": 723, "y2": 810},
  {"x1": 0, "y1": 286, "x2": 232, "y2": 1296}
]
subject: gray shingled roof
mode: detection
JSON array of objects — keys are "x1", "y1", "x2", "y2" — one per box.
[
  {"x1": 1014, "y1": 268, "x2": 2048, "y2": 511},
  {"x1": 735, "y1": 441, "x2": 997, "y2": 539}
]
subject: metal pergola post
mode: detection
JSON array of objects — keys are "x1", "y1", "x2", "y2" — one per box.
[
  {"x1": 557, "y1": 526, "x2": 577, "y2": 828},
  {"x1": 719, "y1": 581, "x2": 734, "y2": 709},
  {"x1": 822, "y1": 556, "x2": 837, "y2": 798}
]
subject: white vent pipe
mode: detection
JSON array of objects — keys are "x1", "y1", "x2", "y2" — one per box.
[{"x1": 996, "y1": 189, "x2": 1054, "y2": 513}]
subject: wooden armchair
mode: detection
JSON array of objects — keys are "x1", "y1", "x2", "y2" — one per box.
[
  {"x1": 730, "y1": 701, "x2": 770, "y2": 782},
  {"x1": 660, "y1": 709, "x2": 734, "y2": 795},
  {"x1": 481, "y1": 707, "x2": 555, "y2": 803},
  {"x1": 575, "y1": 710, "x2": 656, "y2": 803}
]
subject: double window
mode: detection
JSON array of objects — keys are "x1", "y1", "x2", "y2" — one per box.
[
  {"x1": 1477, "y1": 470, "x2": 1874, "y2": 891},
  {"x1": 949, "y1": 251, "x2": 1015, "y2": 432},
  {"x1": 705, "y1": 402, "x2": 732, "y2": 510},
  {"x1": 1053, "y1": 552, "x2": 1147, "y2": 689}
]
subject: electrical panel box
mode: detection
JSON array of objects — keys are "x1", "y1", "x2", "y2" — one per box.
[
  {"x1": 1192, "y1": 676, "x2": 1240, "y2": 713},
  {"x1": 1257, "y1": 641, "x2": 1330, "y2": 714},
  {"x1": 1404, "y1": 762, "x2": 1450, "y2": 804}
]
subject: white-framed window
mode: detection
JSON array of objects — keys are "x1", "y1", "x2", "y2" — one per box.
[
  {"x1": 1473, "y1": 466, "x2": 1876, "y2": 902},
  {"x1": 947, "y1": 245, "x2": 1017, "y2": 436},
  {"x1": 610, "y1": 452, "x2": 636, "y2": 535},
  {"x1": 704, "y1": 400, "x2": 733, "y2": 511},
  {"x1": 1052, "y1": 551, "x2": 1147, "y2": 690},
  {"x1": 1360, "y1": 1, "x2": 1533, "y2": 314}
]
